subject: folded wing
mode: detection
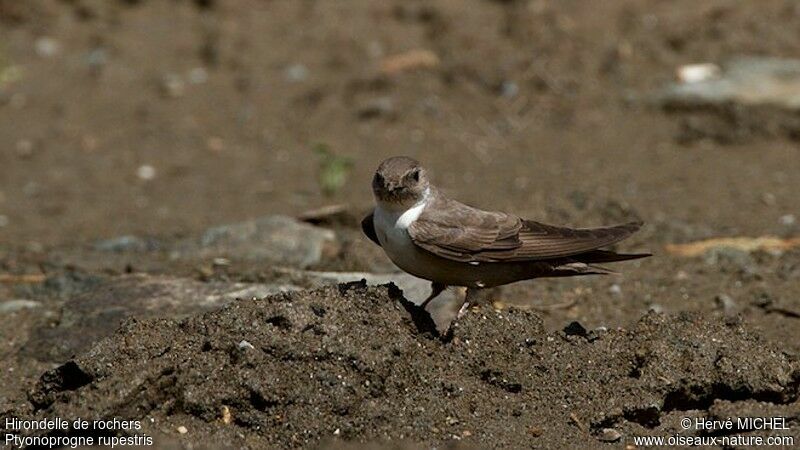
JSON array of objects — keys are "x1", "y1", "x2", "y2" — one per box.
[{"x1": 408, "y1": 197, "x2": 643, "y2": 263}]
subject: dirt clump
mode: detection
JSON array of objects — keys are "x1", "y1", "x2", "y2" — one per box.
[{"x1": 8, "y1": 282, "x2": 798, "y2": 449}]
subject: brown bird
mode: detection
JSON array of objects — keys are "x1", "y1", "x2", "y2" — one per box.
[{"x1": 362, "y1": 156, "x2": 650, "y2": 310}]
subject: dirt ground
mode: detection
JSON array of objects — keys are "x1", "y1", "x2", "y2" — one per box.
[{"x1": 1, "y1": 1, "x2": 799, "y2": 449}]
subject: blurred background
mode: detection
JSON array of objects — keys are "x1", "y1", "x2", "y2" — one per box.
[
  {"x1": 2, "y1": 3, "x2": 800, "y2": 446},
  {"x1": 1, "y1": 0, "x2": 798, "y2": 250}
]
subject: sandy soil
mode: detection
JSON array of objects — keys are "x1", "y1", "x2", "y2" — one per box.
[{"x1": 1, "y1": 1, "x2": 799, "y2": 449}]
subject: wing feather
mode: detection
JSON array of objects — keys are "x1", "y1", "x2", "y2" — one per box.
[{"x1": 408, "y1": 195, "x2": 643, "y2": 263}]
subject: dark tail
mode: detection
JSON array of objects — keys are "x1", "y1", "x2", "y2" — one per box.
[
  {"x1": 573, "y1": 249, "x2": 652, "y2": 264},
  {"x1": 548, "y1": 250, "x2": 651, "y2": 277}
]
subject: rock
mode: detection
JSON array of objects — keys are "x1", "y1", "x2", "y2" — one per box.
[
  {"x1": 380, "y1": 49, "x2": 439, "y2": 75},
  {"x1": 714, "y1": 294, "x2": 738, "y2": 316},
  {"x1": 34, "y1": 37, "x2": 60, "y2": 57},
  {"x1": 0, "y1": 299, "x2": 41, "y2": 313},
  {"x1": 598, "y1": 428, "x2": 621, "y2": 442},
  {"x1": 563, "y1": 321, "x2": 588, "y2": 337},
  {"x1": 296, "y1": 204, "x2": 353, "y2": 227},
  {"x1": 159, "y1": 74, "x2": 185, "y2": 98},
  {"x1": 93, "y1": 235, "x2": 158, "y2": 252},
  {"x1": 23, "y1": 274, "x2": 301, "y2": 362},
  {"x1": 657, "y1": 57, "x2": 800, "y2": 142},
  {"x1": 660, "y1": 57, "x2": 800, "y2": 110},
  {"x1": 187, "y1": 67, "x2": 208, "y2": 84},
  {"x1": 285, "y1": 64, "x2": 309, "y2": 82},
  {"x1": 357, "y1": 97, "x2": 395, "y2": 119},
  {"x1": 136, "y1": 164, "x2": 156, "y2": 181},
  {"x1": 178, "y1": 215, "x2": 338, "y2": 268}
]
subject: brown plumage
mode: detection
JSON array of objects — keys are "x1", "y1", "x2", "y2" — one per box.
[{"x1": 363, "y1": 156, "x2": 650, "y2": 309}]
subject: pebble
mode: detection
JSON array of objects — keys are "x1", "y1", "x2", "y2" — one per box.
[
  {"x1": 136, "y1": 165, "x2": 156, "y2": 181},
  {"x1": 676, "y1": 63, "x2": 720, "y2": 84},
  {"x1": 599, "y1": 427, "x2": 622, "y2": 442},
  {"x1": 188, "y1": 67, "x2": 208, "y2": 84},
  {"x1": 608, "y1": 284, "x2": 622, "y2": 296},
  {"x1": 285, "y1": 64, "x2": 309, "y2": 82},
  {"x1": 238, "y1": 340, "x2": 255, "y2": 350},
  {"x1": 500, "y1": 81, "x2": 519, "y2": 98},
  {"x1": 357, "y1": 97, "x2": 395, "y2": 119},
  {"x1": 93, "y1": 235, "x2": 151, "y2": 252},
  {"x1": 35, "y1": 37, "x2": 60, "y2": 58},
  {"x1": 715, "y1": 294, "x2": 737, "y2": 315},
  {"x1": 0, "y1": 215, "x2": 8, "y2": 227},
  {"x1": 0, "y1": 299, "x2": 42, "y2": 313},
  {"x1": 780, "y1": 214, "x2": 796, "y2": 226},
  {"x1": 177, "y1": 425, "x2": 188, "y2": 434},
  {"x1": 86, "y1": 48, "x2": 107, "y2": 68},
  {"x1": 160, "y1": 74, "x2": 185, "y2": 98}
]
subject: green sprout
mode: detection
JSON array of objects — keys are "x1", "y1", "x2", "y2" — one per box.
[{"x1": 313, "y1": 143, "x2": 352, "y2": 197}]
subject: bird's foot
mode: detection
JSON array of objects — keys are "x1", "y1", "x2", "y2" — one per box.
[{"x1": 457, "y1": 301, "x2": 471, "y2": 319}]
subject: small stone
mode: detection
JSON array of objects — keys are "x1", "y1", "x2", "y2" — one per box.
[
  {"x1": 93, "y1": 235, "x2": 152, "y2": 252},
  {"x1": 500, "y1": 81, "x2": 519, "y2": 98},
  {"x1": 136, "y1": 165, "x2": 156, "y2": 181},
  {"x1": 238, "y1": 340, "x2": 254, "y2": 350},
  {"x1": 220, "y1": 405, "x2": 232, "y2": 424},
  {"x1": 0, "y1": 299, "x2": 41, "y2": 313},
  {"x1": 86, "y1": 48, "x2": 107, "y2": 68},
  {"x1": 599, "y1": 428, "x2": 622, "y2": 442},
  {"x1": 563, "y1": 321, "x2": 587, "y2": 337},
  {"x1": 676, "y1": 63, "x2": 720, "y2": 84},
  {"x1": 0, "y1": 215, "x2": 8, "y2": 227},
  {"x1": 761, "y1": 192, "x2": 777, "y2": 206},
  {"x1": 188, "y1": 67, "x2": 209, "y2": 84},
  {"x1": 608, "y1": 284, "x2": 622, "y2": 296},
  {"x1": 160, "y1": 74, "x2": 185, "y2": 98},
  {"x1": 357, "y1": 97, "x2": 395, "y2": 119},
  {"x1": 333, "y1": 428, "x2": 341, "y2": 436},
  {"x1": 212, "y1": 257, "x2": 230, "y2": 267},
  {"x1": 715, "y1": 294, "x2": 737, "y2": 315},
  {"x1": 35, "y1": 37, "x2": 60, "y2": 57},
  {"x1": 176, "y1": 425, "x2": 188, "y2": 434},
  {"x1": 780, "y1": 214, "x2": 796, "y2": 226},
  {"x1": 285, "y1": 64, "x2": 309, "y2": 82}
]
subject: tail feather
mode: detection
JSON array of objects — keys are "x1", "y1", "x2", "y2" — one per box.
[
  {"x1": 547, "y1": 250, "x2": 650, "y2": 278},
  {"x1": 573, "y1": 249, "x2": 651, "y2": 264}
]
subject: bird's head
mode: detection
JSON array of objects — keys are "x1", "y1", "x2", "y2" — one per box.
[{"x1": 372, "y1": 156, "x2": 430, "y2": 209}]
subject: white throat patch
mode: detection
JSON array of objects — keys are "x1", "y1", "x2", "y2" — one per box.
[{"x1": 395, "y1": 188, "x2": 430, "y2": 229}]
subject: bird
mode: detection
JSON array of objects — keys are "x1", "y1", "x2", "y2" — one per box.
[{"x1": 361, "y1": 156, "x2": 650, "y2": 310}]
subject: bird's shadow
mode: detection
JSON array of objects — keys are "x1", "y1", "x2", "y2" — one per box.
[{"x1": 386, "y1": 282, "x2": 453, "y2": 341}]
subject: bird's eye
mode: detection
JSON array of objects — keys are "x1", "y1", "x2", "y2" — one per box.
[{"x1": 410, "y1": 170, "x2": 420, "y2": 182}]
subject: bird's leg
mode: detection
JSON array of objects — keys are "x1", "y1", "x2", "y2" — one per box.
[
  {"x1": 420, "y1": 281, "x2": 446, "y2": 309},
  {"x1": 457, "y1": 287, "x2": 480, "y2": 318}
]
